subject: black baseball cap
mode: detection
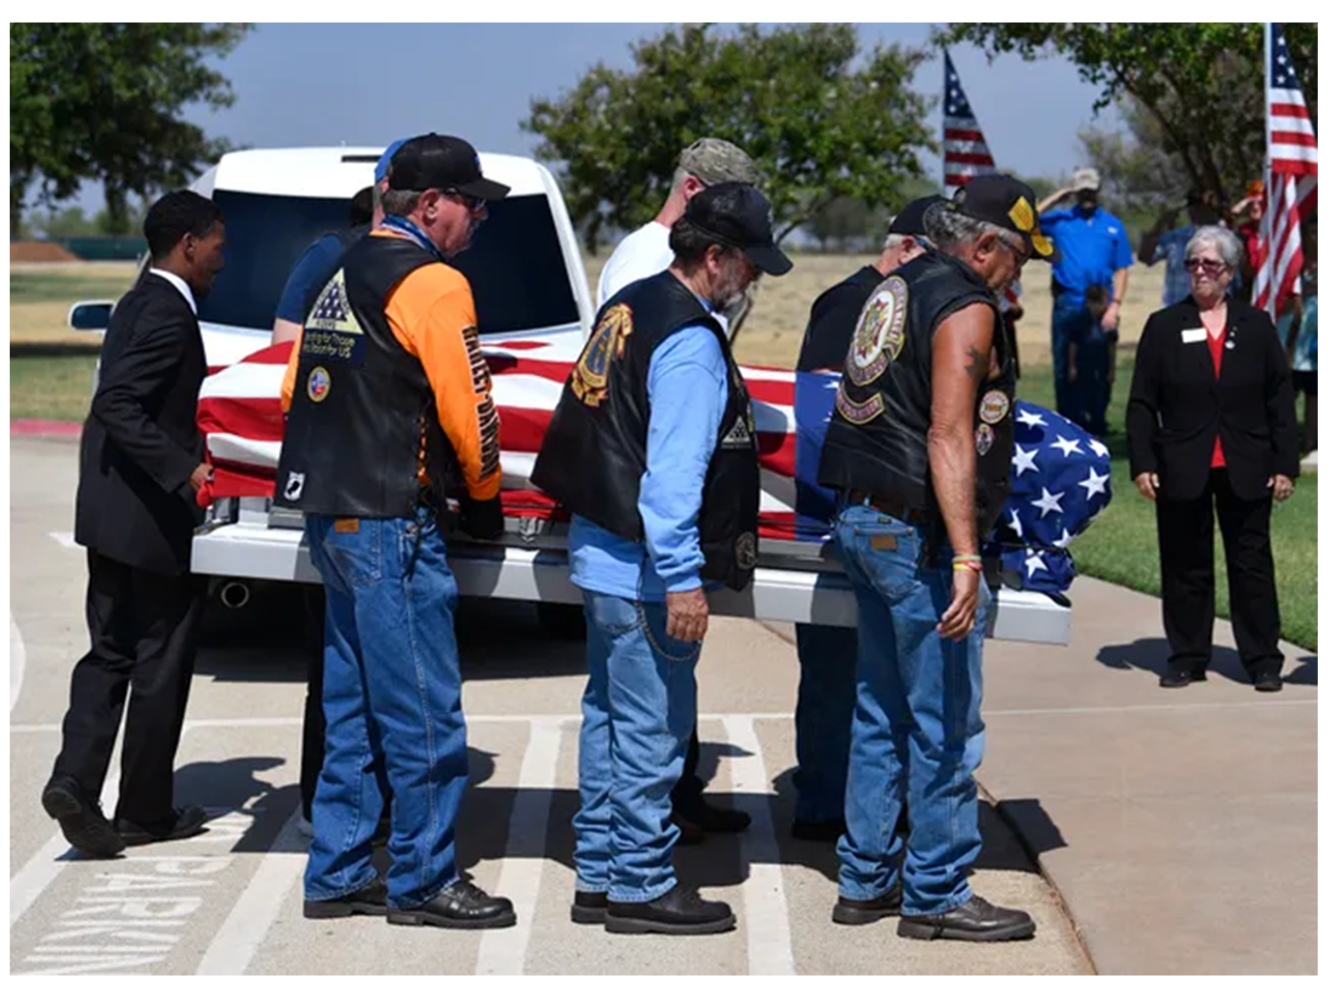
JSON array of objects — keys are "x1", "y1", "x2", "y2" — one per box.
[
  {"x1": 684, "y1": 181, "x2": 793, "y2": 276},
  {"x1": 387, "y1": 133, "x2": 510, "y2": 201},
  {"x1": 888, "y1": 195, "x2": 946, "y2": 237},
  {"x1": 949, "y1": 174, "x2": 1055, "y2": 260}
]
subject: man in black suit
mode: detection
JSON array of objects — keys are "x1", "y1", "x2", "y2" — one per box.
[{"x1": 43, "y1": 190, "x2": 227, "y2": 857}]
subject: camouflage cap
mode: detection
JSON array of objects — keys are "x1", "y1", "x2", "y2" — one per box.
[{"x1": 678, "y1": 138, "x2": 759, "y2": 187}]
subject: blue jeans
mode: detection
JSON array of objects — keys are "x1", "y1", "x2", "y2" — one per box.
[
  {"x1": 832, "y1": 503, "x2": 990, "y2": 916},
  {"x1": 573, "y1": 590, "x2": 700, "y2": 903},
  {"x1": 793, "y1": 623, "x2": 857, "y2": 823},
  {"x1": 1052, "y1": 294, "x2": 1115, "y2": 435},
  {"x1": 303, "y1": 507, "x2": 468, "y2": 910}
]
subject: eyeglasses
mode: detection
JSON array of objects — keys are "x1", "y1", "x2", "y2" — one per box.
[
  {"x1": 1184, "y1": 257, "x2": 1229, "y2": 276},
  {"x1": 996, "y1": 234, "x2": 1029, "y2": 268}
]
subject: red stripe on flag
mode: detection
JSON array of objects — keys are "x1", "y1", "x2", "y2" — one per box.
[
  {"x1": 1271, "y1": 131, "x2": 1319, "y2": 148},
  {"x1": 944, "y1": 128, "x2": 985, "y2": 142},
  {"x1": 1271, "y1": 103, "x2": 1311, "y2": 118},
  {"x1": 1271, "y1": 158, "x2": 1319, "y2": 176},
  {"x1": 945, "y1": 152, "x2": 996, "y2": 167},
  {"x1": 198, "y1": 397, "x2": 285, "y2": 441}
]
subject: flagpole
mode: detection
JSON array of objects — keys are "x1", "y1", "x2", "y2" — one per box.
[{"x1": 1260, "y1": 23, "x2": 1277, "y2": 321}]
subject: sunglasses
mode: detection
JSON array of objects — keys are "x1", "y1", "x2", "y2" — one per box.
[
  {"x1": 1184, "y1": 257, "x2": 1229, "y2": 276},
  {"x1": 443, "y1": 189, "x2": 486, "y2": 212}
]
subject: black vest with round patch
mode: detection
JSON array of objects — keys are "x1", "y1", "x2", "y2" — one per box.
[
  {"x1": 275, "y1": 235, "x2": 462, "y2": 517},
  {"x1": 818, "y1": 249, "x2": 1016, "y2": 539},
  {"x1": 531, "y1": 271, "x2": 761, "y2": 591}
]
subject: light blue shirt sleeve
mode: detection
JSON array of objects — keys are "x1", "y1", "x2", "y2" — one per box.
[{"x1": 639, "y1": 324, "x2": 729, "y2": 592}]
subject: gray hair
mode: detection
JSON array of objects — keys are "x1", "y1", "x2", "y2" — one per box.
[
  {"x1": 380, "y1": 188, "x2": 424, "y2": 218},
  {"x1": 1185, "y1": 225, "x2": 1243, "y2": 271},
  {"x1": 923, "y1": 201, "x2": 1017, "y2": 255},
  {"x1": 881, "y1": 231, "x2": 910, "y2": 253}
]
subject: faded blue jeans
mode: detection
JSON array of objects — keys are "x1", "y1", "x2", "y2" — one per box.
[
  {"x1": 302, "y1": 506, "x2": 469, "y2": 910},
  {"x1": 573, "y1": 590, "x2": 700, "y2": 903},
  {"x1": 832, "y1": 502, "x2": 989, "y2": 917}
]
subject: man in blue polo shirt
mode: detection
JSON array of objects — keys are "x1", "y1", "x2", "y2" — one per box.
[{"x1": 1037, "y1": 167, "x2": 1132, "y2": 435}]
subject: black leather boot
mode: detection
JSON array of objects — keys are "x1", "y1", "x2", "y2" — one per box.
[
  {"x1": 605, "y1": 885, "x2": 735, "y2": 935},
  {"x1": 304, "y1": 876, "x2": 389, "y2": 919},
  {"x1": 897, "y1": 894, "x2": 1036, "y2": 942},
  {"x1": 386, "y1": 879, "x2": 516, "y2": 930}
]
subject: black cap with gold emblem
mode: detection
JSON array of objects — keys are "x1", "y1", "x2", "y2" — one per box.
[{"x1": 949, "y1": 174, "x2": 1056, "y2": 260}]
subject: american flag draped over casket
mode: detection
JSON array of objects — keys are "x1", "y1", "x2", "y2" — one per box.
[{"x1": 196, "y1": 340, "x2": 1110, "y2": 594}]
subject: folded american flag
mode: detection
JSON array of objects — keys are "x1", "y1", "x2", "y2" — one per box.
[{"x1": 198, "y1": 342, "x2": 1109, "y2": 594}]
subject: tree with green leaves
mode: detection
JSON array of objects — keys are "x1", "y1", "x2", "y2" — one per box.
[
  {"x1": 524, "y1": 23, "x2": 935, "y2": 253},
  {"x1": 936, "y1": 23, "x2": 1317, "y2": 210},
  {"x1": 10, "y1": 23, "x2": 251, "y2": 235}
]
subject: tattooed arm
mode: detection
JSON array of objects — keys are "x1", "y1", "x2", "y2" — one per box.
[{"x1": 928, "y1": 302, "x2": 995, "y2": 639}]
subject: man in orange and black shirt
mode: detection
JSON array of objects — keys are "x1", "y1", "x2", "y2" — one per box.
[{"x1": 274, "y1": 134, "x2": 512, "y2": 930}]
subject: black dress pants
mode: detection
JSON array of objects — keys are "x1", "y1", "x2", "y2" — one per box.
[
  {"x1": 53, "y1": 549, "x2": 204, "y2": 824},
  {"x1": 1155, "y1": 469, "x2": 1283, "y2": 678}
]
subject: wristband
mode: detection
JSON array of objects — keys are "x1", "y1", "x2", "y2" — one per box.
[
  {"x1": 952, "y1": 553, "x2": 982, "y2": 562},
  {"x1": 952, "y1": 560, "x2": 983, "y2": 573}
]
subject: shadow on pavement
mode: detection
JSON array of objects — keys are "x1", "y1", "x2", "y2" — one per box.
[{"x1": 1097, "y1": 636, "x2": 1317, "y2": 687}]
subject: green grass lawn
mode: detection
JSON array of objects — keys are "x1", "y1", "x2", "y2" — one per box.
[
  {"x1": 10, "y1": 354, "x2": 98, "y2": 422},
  {"x1": 1018, "y1": 356, "x2": 1317, "y2": 652},
  {"x1": 10, "y1": 268, "x2": 135, "y2": 305}
]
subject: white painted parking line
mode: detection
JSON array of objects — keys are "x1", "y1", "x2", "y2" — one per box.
[
  {"x1": 47, "y1": 531, "x2": 77, "y2": 549},
  {"x1": 475, "y1": 717, "x2": 564, "y2": 975},
  {"x1": 722, "y1": 714, "x2": 796, "y2": 976},
  {"x1": 195, "y1": 808, "x2": 306, "y2": 975},
  {"x1": 11, "y1": 765, "x2": 122, "y2": 930}
]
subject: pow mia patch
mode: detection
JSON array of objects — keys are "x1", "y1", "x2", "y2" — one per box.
[
  {"x1": 735, "y1": 531, "x2": 758, "y2": 571},
  {"x1": 975, "y1": 423, "x2": 995, "y2": 456},
  {"x1": 572, "y1": 304, "x2": 633, "y2": 407},
  {"x1": 978, "y1": 389, "x2": 1010, "y2": 425},
  {"x1": 282, "y1": 471, "x2": 306, "y2": 502},
  {"x1": 307, "y1": 366, "x2": 331, "y2": 403},
  {"x1": 847, "y1": 276, "x2": 908, "y2": 387}
]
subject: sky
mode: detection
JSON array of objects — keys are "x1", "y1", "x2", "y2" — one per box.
[{"x1": 60, "y1": 22, "x2": 1124, "y2": 217}]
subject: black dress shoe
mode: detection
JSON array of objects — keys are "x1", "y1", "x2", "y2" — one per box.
[
  {"x1": 42, "y1": 775, "x2": 125, "y2": 858},
  {"x1": 116, "y1": 805, "x2": 209, "y2": 847},
  {"x1": 570, "y1": 890, "x2": 607, "y2": 925},
  {"x1": 897, "y1": 894, "x2": 1036, "y2": 942},
  {"x1": 832, "y1": 885, "x2": 903, "y2": 926},
  {"x1": 1190, "y1": 667, "x2": 1208, "y2": 682},
  {"x1": 1254, "y1": 670, "x2": 1284, "y2": 692},
  {"x1": 791, "y1": 818, "x2": 846, "y2": 843},
  {"x1": 304, "y1": 876, "x2": 389, "y2": 919},
  {"x1": 1159, "y1": 666, "x2": 1193, "y2": 688},
  {"x1": 386, "y1": 879, "x2": 516, "y2": 929},
  {"x1": 605, "y1": 885, "x2": 735, "y2": 935},
  {"x1": 669, "y1": 812, "x2": 705, "y2": 845},
  {"x1": 674, "y1": 798, "x2": 751, "y2": 835}
]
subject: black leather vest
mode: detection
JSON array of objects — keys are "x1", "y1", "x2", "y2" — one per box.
[
  {"x1": 275, "y1": 234, "x2": 461, "y2": 517},
  {"x1": 818, "y1": 250, "x2": 1016, "y2": 539},
  {"x1": 531, "y1": 271, "x2": 761, "y2": 591}
]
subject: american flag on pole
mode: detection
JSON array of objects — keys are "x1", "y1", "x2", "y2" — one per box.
[
  {"x1": 1253, "y1": 23, "x2": 1317, "y2": 317},
  {"x1": 943, "y1": 51, "x2": 1019, "y2": 313},
  {"x1": 943, "y1": 50, "x2": 996, "y2": 188}
]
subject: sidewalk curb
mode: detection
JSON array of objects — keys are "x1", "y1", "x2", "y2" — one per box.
[{"x1": 10, "y1": 419, "x2": 82, "y2": 439}]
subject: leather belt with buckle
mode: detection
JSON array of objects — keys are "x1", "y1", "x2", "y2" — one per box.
[{"x1": 846, "y1": 491, "x2": 928, "y2": 525}]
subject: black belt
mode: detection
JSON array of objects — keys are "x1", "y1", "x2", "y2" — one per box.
[{"x1": 844, "y1": 491, "x2": 929, "y2": 525}]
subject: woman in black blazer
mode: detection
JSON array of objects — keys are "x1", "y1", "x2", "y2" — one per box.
[{"x1": 1126, "y1": 225, "x2": 1300, "y2": 692}]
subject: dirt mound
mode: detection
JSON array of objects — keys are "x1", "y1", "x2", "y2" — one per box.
[{"x1": 10, "y1": 241, "x2": 80, "y2": 263}]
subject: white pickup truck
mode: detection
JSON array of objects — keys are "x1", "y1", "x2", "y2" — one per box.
[{"x1": 71, "y1": 146, "x2": 1072, "y2": 645}]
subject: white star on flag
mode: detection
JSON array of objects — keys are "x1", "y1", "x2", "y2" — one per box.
[
  {"x1": 1012, "y1": 444, "x2": 1040, "y2": 477},
  {"x1": 1007, "y1": 508, "x2": 1023, "y2": 537},
  {"x1": 1088, "y1": 439, "x2": 1110, "y2": 458},
  {"x1": 1016, "y1": 410, "x2": 1047, "y2": 428},
  {"x1": 1030, "y1": 486, "x2": 1065, "y2": 517},
  {"x1": 1051, "y1": 435, "x2": 1084, "y2": 458},
  {"x1": 1054, "y1": 527, "x2": 1076, "y2": 548},
  {"x1": 1024, "y1": 550, "x2": 1048, "y2": 576},
  {"x1": 1078, "y1": 467, "x2": 1110, "y2": 500}
]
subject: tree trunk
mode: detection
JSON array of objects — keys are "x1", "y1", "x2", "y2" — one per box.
[
  {"x1": 11, "y1": 179, "x2": 28, "y2": 239},
  {"x1": 101, "y1": 185, "x2": 131, "y2": 235}
]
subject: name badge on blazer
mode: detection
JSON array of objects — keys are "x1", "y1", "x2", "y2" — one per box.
[{"x1": 1181, "y1": 328, "x2": 1207, "y2": 344}]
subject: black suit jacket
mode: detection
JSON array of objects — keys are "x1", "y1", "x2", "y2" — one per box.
[
  {"x1": 1125, "y1": 296, "x2": 1299, "y2": 501},
  {"x1": 74, "y1": 273, "x2": 207, "y2": 576}
]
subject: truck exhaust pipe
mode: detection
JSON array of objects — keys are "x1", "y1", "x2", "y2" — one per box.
[{"x1": 219, "y1": 581, "x2": 251, "y2": 610}]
